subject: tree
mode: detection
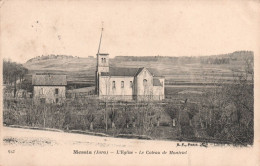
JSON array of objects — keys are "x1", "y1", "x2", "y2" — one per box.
[
  {"x1": 198, "y1": 55, "x2": 254, "y2": 144},
  {"x1": 86, "y1": 99, "x2": 98, "y2": 130},
  {"x1": 186, "y1": 103, "x2": 199, "y2": 127},
  {"x1": 3, "y1": 59, "x2": 29, "y2": 97},
  {"x1": 109, "y1": 104, "x2": 117, "y2": 129},
  {"x1": 165, "y1": 103, "x2": 179, "y2": 127}
]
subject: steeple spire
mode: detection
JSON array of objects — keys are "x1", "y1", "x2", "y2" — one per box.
[{"x1": 97, "y1": 22, "x2": 104, "y2": 54}]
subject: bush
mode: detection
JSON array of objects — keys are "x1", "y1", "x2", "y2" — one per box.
[{"x1": 181, "y1": 125, "x2": 195, "y2": 138}]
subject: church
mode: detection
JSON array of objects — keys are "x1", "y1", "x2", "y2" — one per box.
[{"x1": 95, "y1": 27, "x2": 165, "y2": 101}]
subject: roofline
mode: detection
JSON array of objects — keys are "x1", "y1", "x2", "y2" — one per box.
[
  {"x1": 34, "y1": 73, "x2": 67, "y2": 76},
  {"x1": 135, "y1": 67, "x2": 153, "y2": 77},
  {"x1": 134, "y1": 67, "x2": 144, "y2": 76},
  {"x1": 154, "y1": 76, "x2": 165, "y2": 78},
  {"x1": 100, "y1": 75, "x2": 134, "y2": 78},
  {"x1": 146, "y1": 68, "x2": 154, "y2": 77},
  {"x1": 97, "y1": 53, "x2": 109, "y2": 55},
  {"x1": 33, "y1": 85, "x2": 67, "y2": 86}
]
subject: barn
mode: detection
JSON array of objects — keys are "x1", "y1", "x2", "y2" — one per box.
[{"x1": 32, "y1": 74, "x2": 67, "y2": 104}]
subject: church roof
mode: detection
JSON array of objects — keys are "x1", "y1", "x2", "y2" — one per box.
[
  {"x1": 134, "y1": 67, "x2": 145, "y2": 76},
  {"x1": 97, "y1": 53, "x2": 109, "y2": 56},
  {"x1": 32, "y1": 74, "x2": 67, "y2": 86},
  {"x1": 147, "y1": 68, "x2": 163, "y2": 77},
  {"x1": 100, "y1": 67, "x2": 163, "y2": 77},
  {"x1": 153, "y1": 78, "x2": 162, "y2": 86}
]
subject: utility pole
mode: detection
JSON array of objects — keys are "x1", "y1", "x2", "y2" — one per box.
[
  {"x1": 43, "y1": 105, "x2": 46, "y2": 128},
  {"x1": 105, "y1": 99, "x2": 108, "y2": 132}
]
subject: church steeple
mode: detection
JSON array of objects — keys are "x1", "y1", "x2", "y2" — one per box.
[
  {"x1": 96, "y1": 22, "x2": 109, "y2": 74},
  {"x1": 97, "y1": 22, "x2": 104, "y2": 55},
  {"x1": 95, "y1": 22, "x2": 109, "y2": 95}
]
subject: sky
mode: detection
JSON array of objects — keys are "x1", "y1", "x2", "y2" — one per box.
[{"x1": 1, "y1": 0, "x2": 260, "y2": 63}]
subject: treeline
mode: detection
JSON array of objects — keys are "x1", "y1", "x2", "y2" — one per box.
[
  {"x1": 3, "y1": 69, "x2": 254, "y2": 145},
  {"x1": 115, "y1": 56, "x2": 170, "y2": 61},
  {"x1": 3, "y1": 60, "x2": 34, "y2": 98},
  {"x1": 114, "y1": 56, "x2": 199, "y2": 63},
  {"x1": 3, "y1": 78, "x2": 253, "y2": 145},
  {"x1": 200, "y1": 58, "x2": 230, "y2": 64},
  {"x1": 113, "y1": 51, "x2": 253, "y2": 64},
  {"x1": 3, "y1": 99, "x2": 164, "y2": 137},
  {"x1": 3, "y1": 59, "x2": 28, "y2": 85},
  {"x1": 26, "y1": 54, "x2": 80, "y2": 63},
  {"x1": 210, "y1": 50, "x2": 254, "y2": 60},
  {"x1": 164, "y1": 79, "x2": 253, "y2": 145}
]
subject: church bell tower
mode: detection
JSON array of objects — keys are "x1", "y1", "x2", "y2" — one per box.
[{"x1": 95, "y1": 23, "x2": 109, "y2": 95}]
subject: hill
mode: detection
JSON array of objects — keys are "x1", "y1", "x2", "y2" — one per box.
[{"x1": 23, "y1": 51, "x2": 254, "y2": 89}]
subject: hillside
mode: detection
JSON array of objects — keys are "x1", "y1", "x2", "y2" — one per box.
[{"x1": 23, "y1": 51, "x2": 254, "y2": 89}]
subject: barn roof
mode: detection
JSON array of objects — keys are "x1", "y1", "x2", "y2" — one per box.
[
  {"x1": 32, "y1": 74, "x2": 67, "y2": 86},
  {"x1": 100, "y1": 67, "x2": 163, "y2": 77}
]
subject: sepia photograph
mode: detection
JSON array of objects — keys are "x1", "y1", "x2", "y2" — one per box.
[{"x1": 0, "y1": 0, "x2": 259, "y2": 165}]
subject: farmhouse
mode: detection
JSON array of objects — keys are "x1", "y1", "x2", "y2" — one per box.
[
  {"x1": 95, "y1": 29, "x2": 165, "y2": 101},
  {"x1": 32, "y1": 74, "x2": 67, "y2": 104}
]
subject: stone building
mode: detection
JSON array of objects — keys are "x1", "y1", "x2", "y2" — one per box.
[
  {"x1": 32, "y1": 74, "x2": 67, "y2": 104},
  {"x1": 95, "y1": 28, "x2": 165, "y2": 101}
]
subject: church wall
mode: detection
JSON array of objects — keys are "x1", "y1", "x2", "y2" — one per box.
[
  {"x1": 97, "y1": 54, "x2": 109, "y2": 67},
  {"x1": 99, "y1": 76, "x2": 134, "y2": 100},
  {"x1": 99, "y1": 76, "x2": 110, "y2": 96},
  {"x1": 153, "y1": 86, "x2": 164, "y2": 100},
  {"x1": 158, "y1": 77, "x2": 165, "y2": 98},
  {"x1": 97, "y1": 54, "x2": 109, "y2": 74},
  {"x1": 98, "y1": 66, "x2": 109, "y2": 73},
  {"x1": 136, "y1": 68, "x2": 153, "y2": 101}
]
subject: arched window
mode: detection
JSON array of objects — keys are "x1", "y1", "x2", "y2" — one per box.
[
  {"x1": 121, "y1": 81, "x2": 124, "y2": 88},
  {"x1": 112, "y1": 81, "x2": 116, "y2": 89},
  {"x1": 130, "y1": 81, "x2": 133, "y2": 88},
  {"x1": 40, "y1": 88, "x2": 44, "y2": 94},
  {"x1": 104, "y1": 58, "x2": 106, "y2": 63},
  {"x1": 101, "y1": 58, "x2": 104, "y2": 63},
  {"x1": 55, "y1": 88, "x2": 59, "y2": 94},
  {"x1": 143, "y1": 79, "x2": 147, "y2": 87}
]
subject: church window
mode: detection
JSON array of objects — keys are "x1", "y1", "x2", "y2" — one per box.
[
  {"x1": 101, "y1": 58, "x2": 104, "y2": 63},
  {"x1": 112, "y1": 81, "x2": 116, "y2": 89},
  {"x1": 143, "y1": 79, "x2": 147, "y2": 87},
  {"x1": 130, "y1": 81, "x2": 133, "y2": 88},
  {"x1": 121, "y1": 81, "x2": 124, "y2": 88},
  {"x1": 104, "y1": 58, "x2": 106, "y2": 63},
  {"x1": 55, "y1": 88, "x2": 59, "y2": 95},
  {"x1": 40, "y1": 98, "x2": 46, "y2": 103},
  {"x1": 40, "y1": 88, "x2": 44, "y2": 94}
]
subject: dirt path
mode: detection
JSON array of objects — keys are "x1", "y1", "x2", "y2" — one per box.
[
  {"x1": 2, "y1": 126, "x2": 178, "y2": 148},
  {"x1": 1, "y1": 127, "x2": 255, "y2": 166}
]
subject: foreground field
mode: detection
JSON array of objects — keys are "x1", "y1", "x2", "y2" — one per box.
[
  {"x1": 3, "y1": 126, "x2": 156, "y2": 147},
  {"x1": 2, "y1": 126, "x2": 257, "y2": 166}
]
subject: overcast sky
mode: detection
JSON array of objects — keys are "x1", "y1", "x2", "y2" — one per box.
[{"x1": 1, "y1": 0, "x2": 260, "y2": 63}]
